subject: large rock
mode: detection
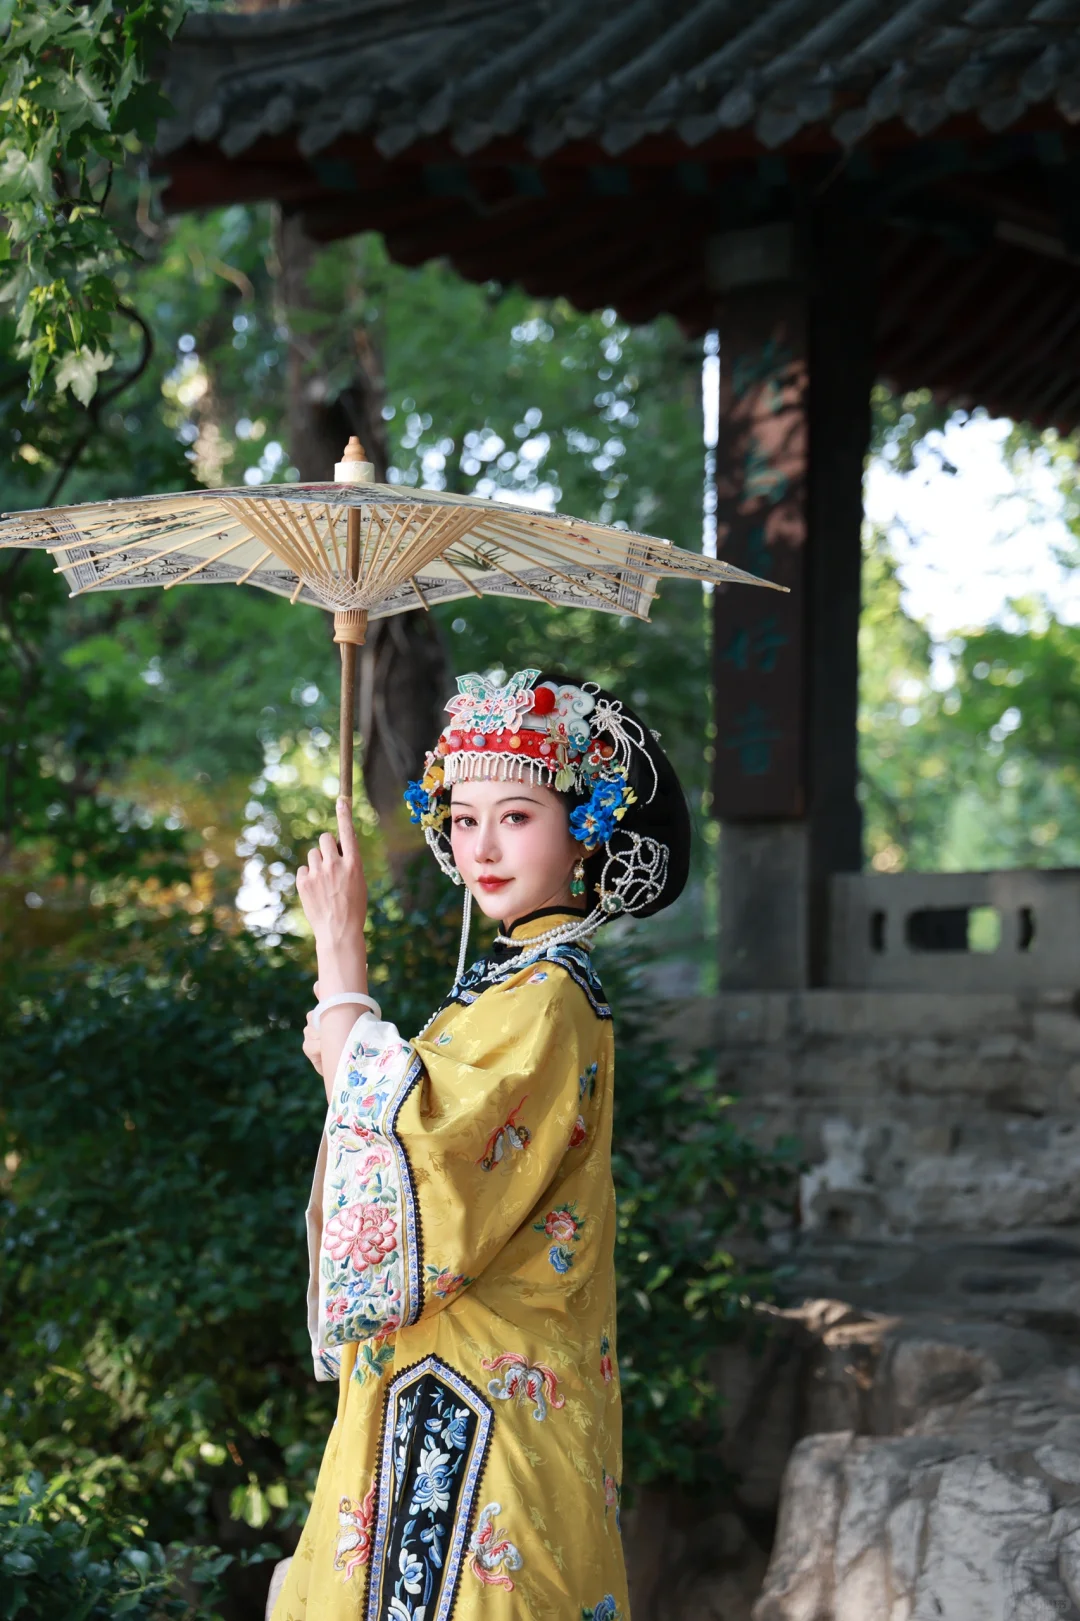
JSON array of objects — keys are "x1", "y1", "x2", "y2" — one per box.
[
  {"x1": 624, "y1": 1301, "x2": 1066, "y2": 1620},
  {"x1": 753, "y1": 1307, "x2": 1080, "y2": 1621}
]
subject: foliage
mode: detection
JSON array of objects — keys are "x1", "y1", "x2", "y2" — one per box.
[
  {"x1": 0, "y1": 1472, "x2": 241, "y2": 1621},
  {"x1": 0, "y1": 0, "x2": 186, "y2": 403},
  {"x1": 869, "y1": 383, "x2": 952, "y2": 473},
  {"x1": 0, "y1": 550, "x2": 192, "y2": 886},
  {"x1": 0, "y1": 896, "x2": 792, "y2": 1597},
  {"x1": 0, "y1": 1471, "x2": 271, "y2": 1621},
  {"x1": 859, "y1": 519, "x2": 1080, "y2": 873},
  {"x1": 1, "y1": 1476, "x2": 184, "y2": 1621},
  {"x1": 859, "y1": 524, "x2": 960, "y2": 872}
]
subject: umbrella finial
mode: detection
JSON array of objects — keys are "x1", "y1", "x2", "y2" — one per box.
[{"x1": 334, "y1": 438, "x2": 375, "y2": 484}]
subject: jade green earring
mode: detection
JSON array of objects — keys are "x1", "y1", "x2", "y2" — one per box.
[{"x1": 570, "y1": 858, "x2": 586, "y2": 898}]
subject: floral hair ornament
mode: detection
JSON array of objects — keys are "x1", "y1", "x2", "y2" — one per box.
[{"x1": 405, "y1": 668, "x2": 669, "y2": 972}]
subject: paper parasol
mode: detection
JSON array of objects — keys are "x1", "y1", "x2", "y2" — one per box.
[{"x1": 0, "y1": 437, "x2": 783, "y2": 800}]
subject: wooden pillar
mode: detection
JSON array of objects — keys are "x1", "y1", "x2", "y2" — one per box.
[{"x1": 711, "y1": 205, "x2": 875, "y2": 989}]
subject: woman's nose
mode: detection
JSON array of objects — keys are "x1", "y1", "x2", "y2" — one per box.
[{"x1": 474, "y1": 818, "x2": 500, "y2": 862}]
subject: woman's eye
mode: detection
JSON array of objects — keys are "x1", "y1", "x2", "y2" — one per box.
[
  {"x1": 452, "y1": 815, "x2": 476, "y2": 828},
  {"x1": 504, "y1": 812, "x2": 528, "y2": 825}
]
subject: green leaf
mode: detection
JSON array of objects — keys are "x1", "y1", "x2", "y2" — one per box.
[
  {"x1": 111, "y1": 52, "x2": 137, "y2": 113},
  {"x1": 74, "y1": 66, "x2": 110, "y2": 129},
  {"x1": 53, "y1": 344, "x2": 113, "y2": 404}
]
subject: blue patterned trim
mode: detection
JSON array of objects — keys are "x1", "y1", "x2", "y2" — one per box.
[
  {"x1": 543, "y1": 945, "x2": 612, "y2": 1021},
  {"x1": 364, "y1": 1356, "x2": 493, "y2": 1621},
  {"x1": 426, "y1": 941, "x2": 611, "y2": 1027},
  {"x1": 380, "y1": 1052, "x2": 425, "y2": 1327}
]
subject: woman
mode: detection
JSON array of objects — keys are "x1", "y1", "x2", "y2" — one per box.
[{"x1": 272, "y1": 667, "x2": 689, "y2": 1621}]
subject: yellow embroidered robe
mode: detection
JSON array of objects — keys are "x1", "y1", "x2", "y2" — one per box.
[{"x1": 273, "y1": 913, "x2": 628, "y2": 1621}]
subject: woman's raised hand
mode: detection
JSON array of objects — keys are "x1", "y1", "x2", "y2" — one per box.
[{"x1": 295, "y1": 797, "x2": 368, "y2": 998}]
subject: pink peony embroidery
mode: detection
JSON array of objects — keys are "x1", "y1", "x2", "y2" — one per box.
[
  {"x1": 568, "y1": 1114, "x2": 587, "y2": 1149},
  {"x1": 544, "y1": 1208, "x2": 579, "y2": 1245},
  {"x1": 533, "y1": 1202, "x2": 584, "y2": 1273},
  {"x1": 426, "y1": 1264, "x2": 473, "y2": 1299},
  {"x1": 324, "y1": 1202, "x2": 397, "y2": 1269}
]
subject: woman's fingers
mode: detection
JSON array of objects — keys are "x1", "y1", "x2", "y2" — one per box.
[
  {"x1": 318, "y1": 830, "x2": 338, "y2": 861},
  {"x1": 337, "y1": 796, "x2": 360, "y2": 863}
]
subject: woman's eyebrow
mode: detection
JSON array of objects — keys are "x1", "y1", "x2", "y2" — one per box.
[{"x1": 450, "y1": 795, "x2": 544, "y2": 808}]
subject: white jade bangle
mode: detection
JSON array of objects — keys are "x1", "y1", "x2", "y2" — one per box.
[{"x1": 312, "y1": 991, "x2": 381, "y2": 1031}]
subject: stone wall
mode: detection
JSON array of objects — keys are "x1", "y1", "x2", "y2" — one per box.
[
  {"x1": 641, "y1": 986, "x2": 1080, "y2": 1620},
  {"x1": 677, "y1": 988, "x2": 1080, "y2": 1236}
]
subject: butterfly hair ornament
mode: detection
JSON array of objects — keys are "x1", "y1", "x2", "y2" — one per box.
[{"x1": 404, "y1": 668, "x2": 673, "y2": 976}]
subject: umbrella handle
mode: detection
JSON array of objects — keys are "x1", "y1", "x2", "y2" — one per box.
[
  {"x1": 333, "y1": 576, "x2": 366, "y2": 802},
  {"x1": 339, "y1": 640, "x2": 357, "y2": 804},
  {"x1": 333, "y1": 441, "x2": 371, "y2": 801}
]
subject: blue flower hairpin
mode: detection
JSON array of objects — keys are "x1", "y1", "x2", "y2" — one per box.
[{"x1": 569, "y1": 775, "x2": 636, "y2": 852}]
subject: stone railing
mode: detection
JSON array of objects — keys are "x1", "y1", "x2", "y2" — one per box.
[{"x1": 827, "y1": 868, "x2": 1080, "y2": 991}]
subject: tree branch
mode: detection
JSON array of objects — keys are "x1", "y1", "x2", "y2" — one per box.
[{"x1": 43, "y1": 300, "x2": 156, "y2": 508}]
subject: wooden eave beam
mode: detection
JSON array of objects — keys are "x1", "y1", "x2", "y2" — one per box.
[
  {"x1": 914, "y1": 261, "x2": 1047, "y2": 382},
  {"x1": 883, "y1": 251, "x2": 1002, "y2": 378},
  {"x1": 980, "y1": 287, "x2": 1080, "y2": 404}
]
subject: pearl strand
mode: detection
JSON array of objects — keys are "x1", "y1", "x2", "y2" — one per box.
[{"x1": 494, "y1": 912, "x2": 602, "y2": 952}]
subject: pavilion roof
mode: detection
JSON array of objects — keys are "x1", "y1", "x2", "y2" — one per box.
[
  {"x1": 160, "y1": 0, "x2": 1080, "y2": 160},
  {"x1": 159, "y1": 0, "x2": 1080, "y2": 430}
]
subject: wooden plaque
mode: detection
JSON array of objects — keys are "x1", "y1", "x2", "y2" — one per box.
[{"x1": 711, "y1": 289, "x2": 807, "y2": 820}]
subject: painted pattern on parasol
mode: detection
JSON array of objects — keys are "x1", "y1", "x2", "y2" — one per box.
[{"x1": 0, "y1": 437, "x2": 784, "y2": 797}]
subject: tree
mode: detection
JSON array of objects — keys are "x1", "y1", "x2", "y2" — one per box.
[
  {"x1": 0, "y1": 0, "x2": 185, "y2": 402},
  {"x1": 859, "y1": 520, "x2": 1080, "y2": 875}
]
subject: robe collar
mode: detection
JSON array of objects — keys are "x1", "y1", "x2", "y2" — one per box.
[
  {"x1": 503, "y1": 906, "x2": 588, "y2": 943},
  {"x1": 482, "y1": 907, "x2": 590, "y2": 966}
]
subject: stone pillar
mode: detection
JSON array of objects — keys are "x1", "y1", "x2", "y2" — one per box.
[{"x1": 711, "y1": 206, "x2": 875, "y2": 989}]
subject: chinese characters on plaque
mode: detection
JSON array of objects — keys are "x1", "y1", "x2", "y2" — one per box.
[{"x1": 712, "y1": 293, "x2": 807, "y2": 819}]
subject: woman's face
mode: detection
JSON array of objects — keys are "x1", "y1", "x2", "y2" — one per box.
[{"x1": 449, "y1": 778, "x2": 580, "y2": 925}]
